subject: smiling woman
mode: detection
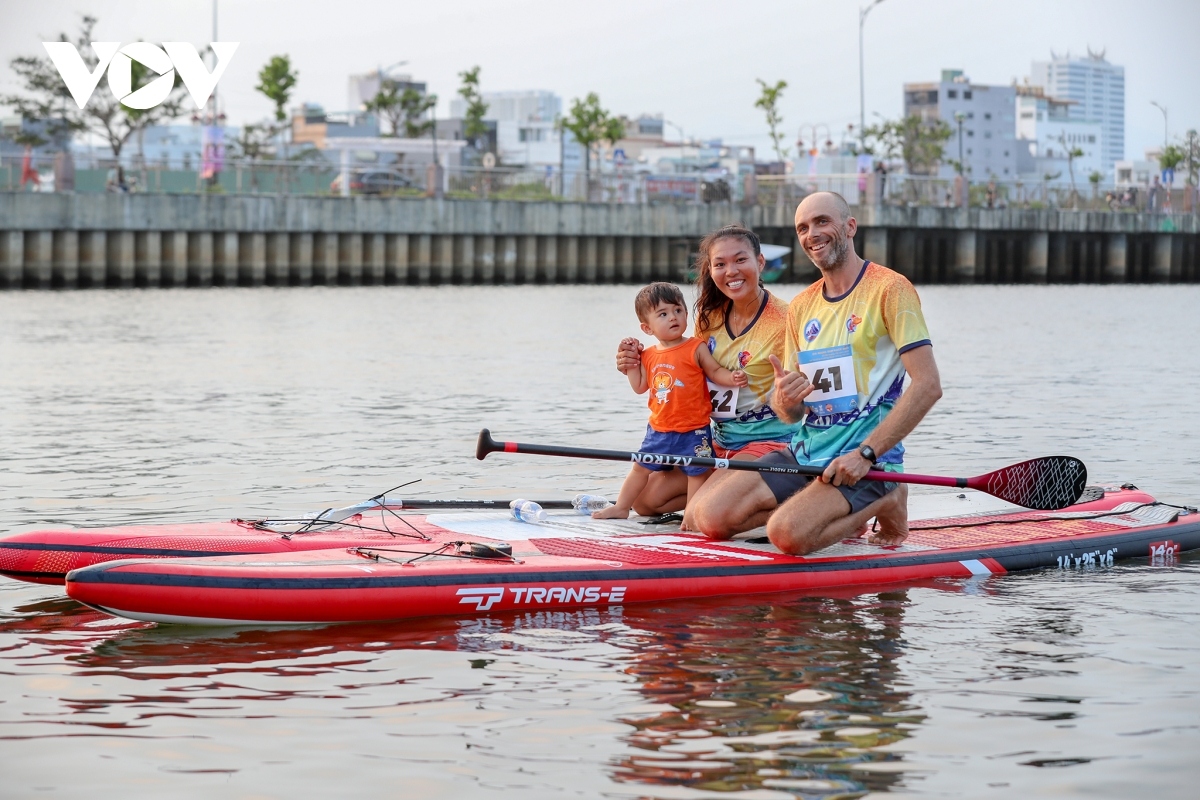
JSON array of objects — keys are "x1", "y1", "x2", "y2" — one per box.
[{"x1": 615, "y1": 225, "x2": 795, "y2": 525}]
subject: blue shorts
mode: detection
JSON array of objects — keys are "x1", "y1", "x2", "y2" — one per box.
[{"x1": 637, "y1": 425, "x2": 713, "y2": 477}]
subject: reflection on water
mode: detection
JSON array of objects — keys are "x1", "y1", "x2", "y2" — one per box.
[
  {"x1": 611, "y1": 590, "x2": 925, "y2": 797},
  {"x1": 2, "y1": 285, "x2": 1200, "y2": 797},
  {"x1": 3, "y1": 578, "x2": 942, "y2": 799}
]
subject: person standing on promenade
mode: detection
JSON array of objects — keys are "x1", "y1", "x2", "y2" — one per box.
[
  {"x1": 690, "y1": 192, "x2": 943, "y2": 555},
  {"x1": 615, "y1": 226, "x2": 794, "y2": 528}
]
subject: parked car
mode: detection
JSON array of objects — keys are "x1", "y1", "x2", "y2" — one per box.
[{"x1": 330, "y1": 169, "x2": 417, "y2": 195}]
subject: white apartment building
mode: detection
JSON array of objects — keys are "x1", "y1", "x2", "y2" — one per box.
[
  {"x1": 1030, "y1": 50, "x2": 1125, "y2": 174},
  {"x1": 903, "y1": 70, "x2": 1017, "y2": 180},
  {"x1": 1015, "y1": 87, "x2": 1104, "y2": 182},
  {"x1": 449, "y1": 90, "x2": 564, "y2": 168}
]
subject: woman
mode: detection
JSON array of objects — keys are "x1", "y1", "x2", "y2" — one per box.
[{"x1": 615, "y1": 224, "x2": 794, "y2": 525}]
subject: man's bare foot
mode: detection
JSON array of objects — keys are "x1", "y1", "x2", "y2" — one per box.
[
  {"x1": 867, "y1": 484, "x2": 909, "y2": 546},
  {"x1": 592, "y1": 505, "x2": 631, "y2": 520},
  {"x1": 851, "y1": 522, "x2": 869, "y2": 539}
]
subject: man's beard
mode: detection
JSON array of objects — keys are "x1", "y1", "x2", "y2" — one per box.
[{"x1": 808, "y1": 226, "x2": 850, "y2": 270}]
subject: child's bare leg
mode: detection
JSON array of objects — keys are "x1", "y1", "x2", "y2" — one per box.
[
  {"x1": 593, "y1": 465, "x2": 651, "y2": 519},
  {"x1": 680, "y1": 471, "x2": 711, "y2": 530}
]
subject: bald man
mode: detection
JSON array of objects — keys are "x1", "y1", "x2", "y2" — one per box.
[{"x1": 689, "y1": 192, "x2": 942, "y2": 555}]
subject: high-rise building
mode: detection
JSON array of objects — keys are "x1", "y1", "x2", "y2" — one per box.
[
  {"x1": 903, "y1": 70, "x2": 1017, "y2": 179},
  {"x1": 1029, "y1": 50, "x2": 1124, "y2": 173}
]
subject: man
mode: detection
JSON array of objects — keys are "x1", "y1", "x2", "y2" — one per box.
[{"x1": 691, "y1": 192, "x2": 942, "y2": 555}]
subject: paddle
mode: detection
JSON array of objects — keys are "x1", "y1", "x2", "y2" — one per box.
[{"x1": 476, "y1": 429, "x2": 1088, "y2": 511}]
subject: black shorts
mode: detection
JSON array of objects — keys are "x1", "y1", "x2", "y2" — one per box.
[{"x1": 756, "y1": 449, "x2": 898, "y2": 514}]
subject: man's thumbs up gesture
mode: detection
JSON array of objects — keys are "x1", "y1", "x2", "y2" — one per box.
[{"x1": 768, "y1": 354, "x2": 814, "y2": 423}]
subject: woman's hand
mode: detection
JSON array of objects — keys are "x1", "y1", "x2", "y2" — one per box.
[{"x1": 616, "y1": 338, "x2": 643, "y2": 374}]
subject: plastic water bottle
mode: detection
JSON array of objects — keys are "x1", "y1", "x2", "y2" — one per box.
[
  {"x1": 509, "y1": 499, "x2": 547, "y2": 524},
  {"x1": 572, "y1": 494, "x2": 612, "y2": 514}
]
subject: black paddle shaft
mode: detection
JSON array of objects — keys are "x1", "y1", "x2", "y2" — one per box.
[
  {"x1": 477, "y1": 428, "x2": 863, "y2": 480},
  {"x1": 476, "y1": 429, "x2": 1088, "y2": 510}
]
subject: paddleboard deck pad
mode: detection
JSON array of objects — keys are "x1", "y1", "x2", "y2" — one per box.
[{"x1": 57, "y1": 487, "x2": 1200, "y2": 626}]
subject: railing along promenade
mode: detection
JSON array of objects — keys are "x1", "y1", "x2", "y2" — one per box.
[{"x1": 1, "y1": 191, "x2": 1196, "y2": 290}]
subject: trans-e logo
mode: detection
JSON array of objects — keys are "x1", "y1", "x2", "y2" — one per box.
[{"x1": 43, "y1": 41, "x2": 239, "y2": 110}]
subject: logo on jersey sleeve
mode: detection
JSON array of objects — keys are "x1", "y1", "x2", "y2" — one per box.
[
  {"x1": 846, "y1": 314, "x2": 862, "y2": 333},
  {"x1": 803, "y1": 319, "x2": 822, "y2": 342},
  {"x1": 707, "y1": 336, "x2": 717, "y2": 353}
]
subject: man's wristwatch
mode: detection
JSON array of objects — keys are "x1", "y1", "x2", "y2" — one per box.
[{"x1": 858, "y1": 445, "x2": 878, "y2": 465}]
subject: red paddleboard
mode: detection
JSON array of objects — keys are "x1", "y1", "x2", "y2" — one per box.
[
  {"x1": 0, "y1": 499, "x2": 564, "y2": 585},
  {"x1": 62, "y1": 488, "x2": 1199, "y2": 627}
]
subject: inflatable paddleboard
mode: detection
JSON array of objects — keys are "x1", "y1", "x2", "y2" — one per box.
[
  {"x1": 62, "y1": 487, "x2": 1200, "y2": 626},
  {"x1": 0, "y1": 499, "x2": 571, "y2": 585}
]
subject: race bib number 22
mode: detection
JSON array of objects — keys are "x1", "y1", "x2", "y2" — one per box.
[{"x1": 799, "y1": 345, "x2": 858, "y2": 414}]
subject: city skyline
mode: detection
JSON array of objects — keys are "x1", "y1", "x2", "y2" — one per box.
[{"x1": 1, "y1": 0, "x2": 1197, "y2": 164}]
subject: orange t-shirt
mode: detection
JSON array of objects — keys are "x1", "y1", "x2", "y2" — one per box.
[{"x1": 642, "y1": 337, "x2": 711, "y2": 433}]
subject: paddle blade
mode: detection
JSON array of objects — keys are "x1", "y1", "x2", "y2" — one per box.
[{"x1": 970, "y1": 456, "x2": 1088, "y2": 510}]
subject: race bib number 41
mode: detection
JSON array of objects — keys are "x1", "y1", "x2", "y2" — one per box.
[
  {"x1": 799, "y1": 345, "x2": 858, "y2": 414},
  {"x1": 706, "y1": 380, "x2": 739, "y2": 420}
]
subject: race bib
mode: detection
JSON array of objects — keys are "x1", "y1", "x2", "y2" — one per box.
[
  {"x1": 706, "y1": 380, "x2": 740, "y2": 420},
  {"x1": 799, "y1": 345, "x2": 858, "y2": 414}
]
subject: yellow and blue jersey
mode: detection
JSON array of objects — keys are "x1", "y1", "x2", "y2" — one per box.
[
  {"x1": 696, "y1": 291, "x2": 796, "y2": 450},
  {"x1": 783, "y1": 261, "x2": 932, "y2": 468}
]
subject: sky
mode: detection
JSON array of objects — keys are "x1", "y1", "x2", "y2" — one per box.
[{"x1": 2, "y1": 0, "x2": 1197, "y2": 162}]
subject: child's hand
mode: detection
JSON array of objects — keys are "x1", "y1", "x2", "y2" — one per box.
[{"x1": 731, "y1": 370, "x2": 749, "y2": 387}]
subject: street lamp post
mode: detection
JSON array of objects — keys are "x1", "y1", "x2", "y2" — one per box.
[
  {"x1": 954, "y1": 111, "x2": 966, "y2": 174},
  {"x1": 663, "y1": 119, "x2": 686, "y2": 146},
  {"x1": 954, "y1": 111, "x2": 966, "y2": 207},
  {"x1": 1150, "y1": 101, "x2": 1168, "y2": 148},
  {"x1": 858, "y1": 0, "x2": 888, "y2": 152}
]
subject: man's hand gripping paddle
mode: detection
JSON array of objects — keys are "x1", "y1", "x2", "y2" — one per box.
[{"x1": 476, "y1": 429, "x2": 1088, "y2": 511}]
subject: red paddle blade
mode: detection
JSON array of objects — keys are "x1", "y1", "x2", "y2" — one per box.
[{"x1": 968, "y1": 456, "x2": 1088, "y2": 510}]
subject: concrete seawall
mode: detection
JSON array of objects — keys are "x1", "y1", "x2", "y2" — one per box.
[{"x1": 1, "y1": 194, "x2": 1196, "y2": 288}]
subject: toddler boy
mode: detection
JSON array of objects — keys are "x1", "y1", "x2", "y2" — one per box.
[{"x1": 594, "y1": 283, "x2": 748, "y2": 519}]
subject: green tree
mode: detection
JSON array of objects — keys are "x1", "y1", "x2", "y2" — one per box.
[
  {"x1": 400, "y1": 88, "x2": 436, "y2": 138},
  {"x1": 864, "y1": 116, "x2": 951, "y2": 175},
  {"x1": 558, "y1": 93, "x2": 624, "y2": 178},
  {"x1": 365, "y1": 80, "x2": 404, "y2": 137},
  {"x1": 1159, "y1": 143, "x2": 1186, "y2": 174},
  {"x1": 1088, "y1": 170, "x2": 1103, "y2": 204},
  {"x1": 1055, "y1": 132, "x2": 1085, "y2": 206},
  {"x1": 457, "y1": 66, "x2": 489, "y2": 142},
  {"x1": 255, "y1": 55, "x2": 297, "y2": 122},
  {"x1": 3, "y1": 15, "x2": 188, "y2": 159},
  {"x1": 1181, "y1": 129, "x2": 1199, "y2": 187},
  {"x1": 754, "y1": 78, "x2": 788, "y2": 164}
]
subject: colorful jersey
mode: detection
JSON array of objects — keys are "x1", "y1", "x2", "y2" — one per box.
[
  {"x1": 783, "y1": 261, "x2": 932, "y2": 468},
  {"x1": 696, "y1": 290, "x2": 796, "y2": 450},
  {"x1": 642, "y1": 337, "x2": 711, "y2": 433}
]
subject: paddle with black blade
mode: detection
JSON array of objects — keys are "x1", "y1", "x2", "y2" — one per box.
[{"x1": 476, "y1": 429, "x2": 1088, "y2": 511}]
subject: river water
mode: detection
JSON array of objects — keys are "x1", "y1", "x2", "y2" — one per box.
[{"x1": 1, "y1": 284, "x2": 1198, "y2": 798}]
